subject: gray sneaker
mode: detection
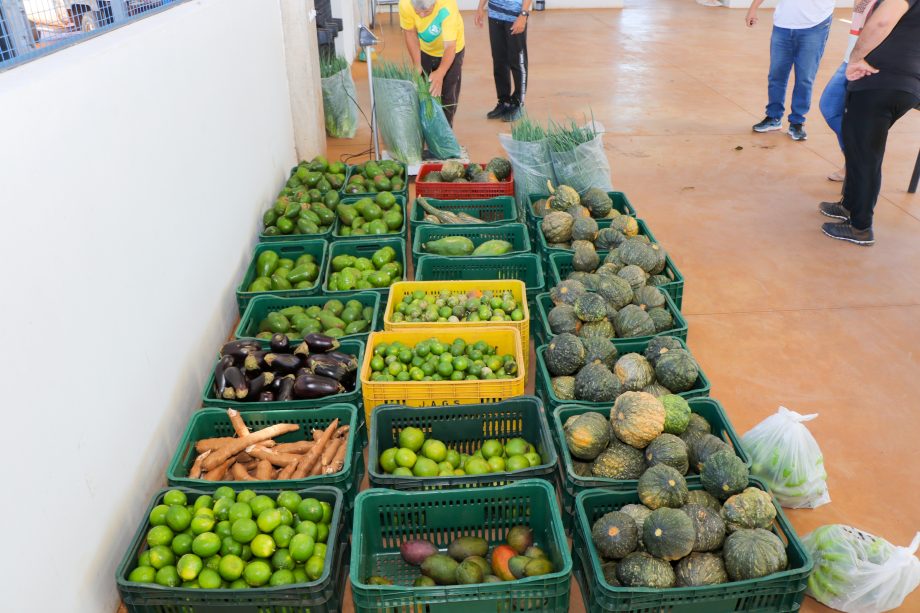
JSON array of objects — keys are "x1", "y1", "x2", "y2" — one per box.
[
  {"x1": 822, "y1": 221, "x2": 874, "y2": 246},
  {"x1": 788, "y1": 123, "x2": 807, "y2": 141},
  {"x1": 819, "y1": 201, "x2": 849, "y2": 220},
  {"x1": 752, "y1": 116, "x2": 782, "y2": 132}
]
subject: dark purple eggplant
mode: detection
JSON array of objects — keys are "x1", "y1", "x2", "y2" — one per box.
[
  {"x1": 270, "y1": 333, "x2": 290, "y2": 353},
  {"x1": 311, "y1": 359, "x2": 348, "y2": 381},
  {"x1": 292, "y1": 374, "x2": 344, "y2": 399},
  {"x1": 248, "y1": 372, "x2": 275, "y2": 397},
  {"x1": 259, "y1": 390, "x2": 275, "y2": 402},
  {"x1": 277, "y1": 375, "x2": 295, "y2": 401},
  {"x1": 293, "y1": 341, "x2": 310, "y2": 357},
  {"x1": 224, "y1": 366, "x2": 248, "y2": 400},
  {"x1": 264, "y1": 353, "x2": 302, "y2": 372},
  {"x1": 220, "y1": 339, "x2": 262, "y2": 362},
  {"x1": 213, "y1": 354, "x2": 235, "y2": 397},
  {"x1": 244, "y1": 351, "x2": 269, "y2": 374},
  {"x1": 302, "y1": 333, "x2": 340, "y2": 354},
  {"x1": 325, "y1": 351, "x2": 359, "y2": 372}
]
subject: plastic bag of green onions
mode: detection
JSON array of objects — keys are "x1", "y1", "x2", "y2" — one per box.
[
  {"x1": 499, "y1": 116, "x2": 557, "y2": 220},
  {"x1": 320, "y1": 54, "x2": 359, "y2": 138},
  {"x1": 547, "y1": 117, "x2": 612, "y2": 194},
  {"x1": 803, "y1": 525, "x2": 920, "y2": 613},
  {"x1": 416, "y1": 73, "x2": 461, "y2": 160},
  {"x1": 372, "y1": 62, "x2": 423, "y2": 164}
]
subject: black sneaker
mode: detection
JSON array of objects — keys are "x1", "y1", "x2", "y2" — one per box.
[
  {"x1": 487, "y1": 102, "x2": 511, "y2": 120},
  {"x1": 818, "y1": 201, "x2": 849, "y2": 220},
  {"x1": 788, "y1": 123, "x2": 807, "y2": 141},
  {"x1": 502, "y1": 104, "x2": 523, "y2": 122},
  {"x1": 752, "y1": 116, "x2": 782, "y2": 132},
  {"x1": 822, "y1": 221, "x2": 874, "y2": 246}
]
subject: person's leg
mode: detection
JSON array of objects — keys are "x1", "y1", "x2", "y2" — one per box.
[
  {"x1": 489, "y1": 19, "x2": 511, "y2": 105},
  {"x1": 765, "y1": 26, "x2": 794, "y2": 121},
  {"x1": 819, "y1": 62, "x2": 848, "y2": 151},
  {"x1": 439, "y1": 48, "x2": 464, "y2": 126},
  {"x1": 789, "y1": 16, "x2": 831, "y2": 126},
  {"x1": 507, "y1": 22, "x2": 528, "y2": 106}
]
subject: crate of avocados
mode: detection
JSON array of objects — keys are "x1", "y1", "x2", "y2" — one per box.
[
  {"x1": 367, "y1": 396, "x2": 557, "y2": 491},
  {"x1": 416, "y1": 160, "x2": 515, "y2": 200},
  {"x1": 535, "y1": 336, "x2": 711, "y2": 412},
  {"x1": 236, "y1": 240, "x2": 328, "y2": 313},
  {"x1": 414, "y1": 253, "x2": 546, "y2": 313},
  {"x1": 409, "y1": 196, "x2": 517, "y2": 232},
  {"x1": 525, "y1": 190, "x2": 637, "y2": 238},
  {"x1": 532, "y1": 288, "x2": 687, "y2": 350},
  {"x1": 360, "y1": 327, "x2": 525, "y2": 428},
  {"x1": 551, "y1": 397, "x2": 749, "y2": 532},
  {"x1": 116, "y1": 485, "x2": 348, "y2": 613},
  {"x1": 342, "y1": 159, "x2": 408, "y2": 199},
  {"x1": 333, "y1": 194, "x2": 407, "y2": 241},
  {"x1": 167, "y1": 405, "x2": 365, "y2": 513},
  {"x1": 571, "y1": 478, "x2": 812, "y2": 613},
  {"x1": 258, "y1": 157, "x2": 348, "y2": 241},
  {"x1": 411, "y1": 222, "x2": 531, "y2": 269},
  {"x1": 349, "y1": 479, "x2": 572, "y2": 613},
  {"x1": 323, "y1": 237, "x2": 406, "y2": 298},
  {"x1": 236, "y1": 293, "x2": 381, "y2": 346}
]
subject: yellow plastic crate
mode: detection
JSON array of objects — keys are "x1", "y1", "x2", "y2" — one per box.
[
  {"x1": 360, "y1": 327, "x2": 526, "y2": 428},
  {"x1": 382, "y1": 280, "x2": 530, "y2": 371}
]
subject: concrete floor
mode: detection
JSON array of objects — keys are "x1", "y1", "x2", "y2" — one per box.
[{"x1": 328, "y1": 2, "x2": 920, "y2": 611}]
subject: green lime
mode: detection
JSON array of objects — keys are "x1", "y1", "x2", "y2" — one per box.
[
  {"x1": 276, "y1": 492, "x2": 302, "y2": 514},
  {"x1": 147, "y1": 545, "x2": 175, "y2": 569},
  {"x1": 192, "y1": 532, "x2": 221, "y2": 558},
  {"x1": 128, "y1": 566, "x2": 156, "y2": 583},
  {"x1": 452, "y1": 356, "x2": 470, "y2": 372},
  {"x1": 213, "y1": 498, "x2": 234, "y2": 521},
  {"x1": 138, "y1": 551, "x2": 151, "y2": 567},
  {"x1": 204, "y1": 554, "x2": 221, "y2": 571},
  {"x1": 273, "y1": 525, "x2": 295, "y2": 548},
  {"x1": 220, "y1": 536, "x2": 243, "y2": 557},
  {"x1": 316, "y1": 522, "x2": 329, "y2": 543},
  {"x1": 506, "y1": 455, "x2": 532, "y2": 472},
  {"x1": 320, "y1": 502, "x2": 332, "y2": 525},
  {"x1": 393, "y1": 466, "x2": 413, "y2": 476},
  {"x1": 412, "y1": 457, "x2": 439, "y2": 477},
  {"x1": 171, "y1": 533, "x2": 193, "y2": 556},
  {"x1": 464, "y1": 457, "x2": 491, "y2": 475},
  {"x1": 296, "y1": 520, "x2": 318, "y2": 540},
  {"x1": 290, "y1": 533, "x2": 315, "y2": 562},
  {"x1": 279, "y1": 507, "x2": 294, "y2": 527},
  {"x1": 446, "y1": 449, "x2": 461, "y2": 469},
  {"x1": 190, "y1": 514, "x2": 215, "y2": 535},
  {"x1": 215, "y1": 520, "x2": 232, "y2": 540},
  {"x1": 241, "y1": 545, "x2": 252, "y2": 561},
  {"x1": 198, "y1": 568, "x2": 222, "y2": 589},
  {"x1": 438, "y1": 461, "x2": 454, "y2": 473},
  {"x1": 213, "y1": 486, "x2": 236, "y2": 501},
  {"x1": 380, "y1": 448, "x2": 399, "y2": 473},
  {"x1": 395, "y1": 448, "x2": 417, "y2": 468},
  {"x1": 177, "y1": 554, "x2": 203, "y2": 581},
  {"x1": 421, "y1": 439, "x2": 448, "y2": 462},
  {"x1": 487, "y1": 456, "x2": 506, "y2": 472},
  {"x1": 250, "y1": 534, "x2": 276, "y2": 558},
  {"x1": 231, "y1": 518, "x2": 258, "y2": 543},
  {"x1": 293, "y1": 568, "x2": 309, "y2": 584},
  {"x1": 524, "y1": 451, "x2": 542, "y2": 467},
  {"x1": 257, "y1": 508, "x2": 282, "y2": 533},
  {"x1": 271, "y1": 548, "x2": 295, "y2": 571},
  {"x1": 166, "y1": 506, "x2": 192, "y2": 532},
  {"x1": 436, "y1": 361, "x2": 454, "y2": 377},
  {"x1": 163, "y1": 490, "x2": 187, "y2": 507},
  {"x1": 480, "y1": 439, "x2": 504, "y2": 459},
  {"x1": 193, "y1": 495, "x2": 213, "y2": 514},
  {"x1": 228, "y1": 502, "x2": 253, "y2": 524},
  {"x1": 243, "y1": 560, "x2": 272, "y2": 586},
  {"x1": 313, "y1": 543, "x2": 327, "y2": 560},
  {"x1": 218, "y1": 554, "x2": 245, "y2": 581},
  {"x1": 155, "y1": 565, "x2": 181, "y2": 587},
  {"x1": 504, "y1": 438, "x2": 528, "y2": 457},
  {"x1": 149, "y1": 504, "x2": 169, "y2": 526},
  {"x1": 296, "y1": 498, "x2": 324, "y2": 523},
  {"x1": 305, "y1": 555, "x2": 325, "y2": 580},
  {"x1": 146, "y1": 525, "x2": 174, "y2": 548},
  {"x1": 270, "y1": 569, "x2": 295, "y2": 586},
  {"x1": 236, "y1": 490, "x2": 257, "y2": 505},
  {"x1": 249, "y1": 495, "x2": 275, "y2": 517},
  {"x1": 370, "y1": 355, "x2": 385, "y2": 371}
]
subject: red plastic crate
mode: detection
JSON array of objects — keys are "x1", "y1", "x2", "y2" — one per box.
[{"x1": 416, "y1": 162, "x2": 515, "y2": 200}]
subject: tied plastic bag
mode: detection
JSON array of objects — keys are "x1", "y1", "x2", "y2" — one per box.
[
  {"x1": 321, "y1": 66, "x2": 359, "y2": 138},
  {"x1": 803, "y1": 525, "x2": 920, "y2": 613},
  {"x1": 499, "y1": 133, "x2": 556, "y2": 220},
  {"x1": 418, "y1": 92, "x2": 461, "y2": 160},
  {"x1": 549, "y1": 122, "x2": 612, "y2": 195},
  {"x1": 741, "y1": 406, "x2": 830, "y2": 509},
  {"x1": 373, "y1": 77, "x2": 423, "y2": 164}
]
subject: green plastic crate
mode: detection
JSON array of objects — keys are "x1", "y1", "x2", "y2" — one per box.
[
  {"x1": 572, "y1": 479, "x2": 813, "y2": 613},
  {"x1": 341, "y1": 161, "x2": 409, "y2": 200},
  {"x1": 367, "y1": 396, "x2": 557, "y2": 491},
  {"x1": 535, "y1": 336, "x2": 711, "y2": 411},
  {"x1": 525, "y1": 191, "x2": 636, "y2": 238},
  {"x1": 552, "y1": 398, "x2": 748, "y2": 532},
  {"x1": 333, "y1": 195, "x2": 408, "y2": 242},
  {"x1": 350, "y1": 480, "x2": 572, "y2": 613},
  {"x1": 167, "y1": 405, "x2": 364, "y2": 513},
  {"x1": 235, "y1": 292, "x2": 381, "y2": 346},
  {"x1": 116, "y1": 485, "x2": 348, "y2": 613},
  {"x1": 409, "y1": 196, "x2": 518, "y2": 232},
  {"x1": 323, "y1": 237, "x2": 407, "y2": 300},
  {"x1": 236, "y1": 239, "x2": 328, "y2": 313},
  {"x1": 414, "y1": 253, "x2": 546, "y2": 313},
  {"x1": 411, "y1": 222, "x2": 532, "y2": 269},
  {"x1": 535, "y1": 217, "x2": 658, "y2": 277},
  {"x1": 548, "y1": 248, "x2": 685, "y2": 310},
  {"x1": 532, "y1": 290, "x2": 687, "y2": 350}
]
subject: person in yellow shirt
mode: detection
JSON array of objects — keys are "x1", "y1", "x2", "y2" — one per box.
[{"x1": 399, "y1": 0, "x2": 466, "y2": 126}]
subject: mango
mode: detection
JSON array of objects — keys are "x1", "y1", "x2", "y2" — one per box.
[
  {"x1": 447, "y1": 536, "x2": 488, "y2": 562},
  {"x1": 421, "y1": 554, "x2": 459, "y2": 585},
  {"x1": 490, "y1": 544, "x2": 516, "y2": 581},
  {"x1": 456, "y1": 559, "x2": 484, "y2": 585}
]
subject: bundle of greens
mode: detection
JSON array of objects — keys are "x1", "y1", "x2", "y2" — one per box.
[
  {"x1": 372, "y1": 61, "x2": 423, "y2": 164},
  {"x1": 319, "y1": 53, "x2": 358, "y2": 138},
  {"x1": 546, "y1": 112, "x2": 611, "y2": 193},
  {"x1": 415, "y1": 73, "x2": 461, "y2": 160}
]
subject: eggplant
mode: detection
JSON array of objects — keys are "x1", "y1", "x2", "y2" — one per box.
[
  {"x1": 248, "y1": 372, "x2": 275, "y2": 397},
  {"x1": 270, "y1": 333, "x2": 290, "y2": 353},
  {"x1": 324, "y1": 351, "x2": 359, "y2": 372},
  {"x1": 264, "y1": 353, "x2": 302, "y2": 372},
  {"x1": 213, "y1": 354, "x2": 235, "y2": 397},
  {"x1": 259, "y1": 390, "x2": 275, "y2": 402},
  {"x1": 311, "y1": 359, "x2": 348, "y2": 382},
  {"x1": 277, "y1": 375, "x2": 295, "y2": 401},
  {"x1": 243, "y1": 351, "x2": 269, "y2": 374},
  {"x1": 292, "y1": 374, "x2": 344, "y2": 399},
  {"x1": 302, "y1": 333, "x2": 340, "y2": 354},
  {"x1": 220, "y1": 339, "x2": 262, "y2": 362},
  {"x1": 293, "y1": 341, "x2": 310, "y2": 357},
  {"x1": 224, "y1": 366, "x2": 248, "y2": 400}
]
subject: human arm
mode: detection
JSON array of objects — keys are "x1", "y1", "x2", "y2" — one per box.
[
  {"x1": 403, "y1": 28, "x2": 423, "y2": 70},
  {"x1": 745, "y1": 0, "x2": 766, "y2": 27},
  {"x1": 510, "y1": 0, "x2": 532, "y2": 34},
  {"x1": 476, "y1": 0, "x2": 488, "y2": 27},
  {"x1": 428, "y1": 41, "x2": 457, "y2": 96},
  {"x1": 847, "y1": 0, "x2": 911, "y2": 79}
]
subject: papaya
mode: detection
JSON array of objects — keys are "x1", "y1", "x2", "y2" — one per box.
[
  {"x1": 424, "y1": 236, "x2": 475, "y2": 256},
  {"x1": 471, "y1": 240, "x2": 514, "y2": 256}
]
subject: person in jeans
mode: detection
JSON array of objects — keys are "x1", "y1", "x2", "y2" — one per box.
[
  {"x1": 476, "y1": 0, "x2": 532, "y2": 122},
  {"x1": 819, "y1": 0, "x2": 880, "y2": 181},
  {"x1": 746, "y1": 0, "x2": 836, "y2": 140},
  {"x1": 820, "y1": 0, "x2": 920, "y2": 245},
  {"x1": 400, "y1": 0, "x2": 466, "y2": 126}
]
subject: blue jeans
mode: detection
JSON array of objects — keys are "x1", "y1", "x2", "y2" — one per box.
[
  {"x1": 819, "y1": 62, "x2": 848, "y2": 151},
  {"x1": 766, "y1": 16, "x2": 832, "y2": 125}
]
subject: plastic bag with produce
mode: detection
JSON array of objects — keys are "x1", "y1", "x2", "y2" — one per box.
[
  {"x1": 803, "y1": 525, "x2": 920, "y2": 613},
  {"x1": 740, "y1": 406, "x2": 830, "y2": 509}
]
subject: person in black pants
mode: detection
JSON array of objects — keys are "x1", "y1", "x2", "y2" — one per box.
[
  {"x1": 476, "y1": 0, "x2": 531, "y2": 121},
  {"x1": 819, "y1": 0, "x2": 920, "y2": 245}
]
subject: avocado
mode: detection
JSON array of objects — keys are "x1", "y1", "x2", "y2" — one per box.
[
  {"x1": 447, "y1": 536, "x2": 489, "y2": 561},
  {"x1": 420, "y1": 554, "x2": 459, "y2": 585},
  {"x1": 344, "y1": 320, "x2": 369, "y2": 334},
  {"x1": 366, "y1": 219, "x2": 389, "y2": 235},
  {"x1": 383, "y1": 209, "x2": 403, "y2": 231}
]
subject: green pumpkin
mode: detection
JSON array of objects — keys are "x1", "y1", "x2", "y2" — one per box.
[
  {"x1": 550, "y1": 279, "x2": 586, "y2": 306},
  {"x1": 572, "y1": 240, "x2": 600, "y2": 272},
  {"x1": 600, "y1": 561, "x2": 621, "y2": 586},
  {"x1": 582, "y1": 187, "x2": 613, "y2": 218},
  {"x1": 642, "y1": 382, "x2": 672, "y2": 398},
  {"x1": 617, "y1": 265, "x2": 648, "y2": 291},
  {"x1": 549, "y1": 184, "x2": 580, "y2": 211},
  {"x1": 611, "y1": 391, "x2": 665, "y2": 449},
  {"x1": 642, "y1": 507, "x2": 695, "y2": 561},
  {"x1": 687, "y1": 489, "x2": 722, "y2": 513},
  {"x1": 595, "y1": 262, "x2": 622, "y2": 277},
  {"x1": 542, "y1": 211, "x2": 574, "y2": 243},
  {"x1": 723, "y1": 528, "x2": 788, "y2": 581},
  {"x1": 648, "y1": 274, "x2": 672, "y2": 287},
  {"x1": 614, "y1": 305, "x2": 656, "y2": 338},
  {"x1": 620, "y1": 504, "x2": 653, "y2": 549},
  {"x1": 574, "y1": 293, "x2": 607, "y2": 322},
  {"x1": 655, "y1": 348, "x2": 700, "y2": 393},
  {"x1": 545, "y1": 333, "x2": 586, "y2": 376},
  {"x1": 578, "y1": 319, "x2": 616, "y2": 339},
  {"x1": 701, "y1": 449, "x2": 749, "y2": 500},
  {"x1": 564, "y1": 412, "x2": 611, "y2": 460},
  {"x1": 610, "y1": 215, "x2": 639, "y2": 238},
  {"x1": 596, "y1": 227, "x2": 626, "y2": 250},
  {"x1": 592, "y1": 511, "x2": 639, "y2": 560},
  {"x1": 685, "y1": 413, "x2": 713, "y2": 435},
  {"x1": 643, "y1": 337, "x2": 685, "y2": 366},
  {"x1": 551, "y1": 376, "x2": 576, "y2": 400},
  {"x1": 580, "y1": 273, "x2": 603, "y2": 291},
  {"x1": 547, "y1": 304, "x2": 581, "y2": 336},
  {"x1": 567, "y1": 271, "x2": 590, "y2": 284},
  {"x1": 638, "y1": 464, "x2": 690, "y2": 509},
  {"x1": 633, "y1": 286, "x2": 666, "y2": 310},
  {"x1": 572, "y1": 216, "x2": 599, "y2": 242},
  {"x1": 591, "y1": 440, "x2": 645, "y2": 479},
  {"x1": 644, "y1": 434, "x2": 689, "y2": 474},
  {"x1": 649, "y1": 244, "x2": 668, "y2": 275},
  {"x1": 721, "y1": 487, "x2": 777, "y2": 533},
  {"x1": 661, "y1": 395, "x2": 691, "y2": 434},
  {"x1": 675, "y1": 552, "x2": 728, "y2": 587},
  {"x1": 575, "y1": 361, "x2": 621, "y2": 402},
  {"x1": 682, "y1": 431, "x2": 729, "y2": 473},
  {"x1": 619, "y1": 239, "x2": 659, "y2": 273},
  {"x1": 613, "y1": 353, "x2": 655, "y2": 391},
  {"x1": 648, "y1": 307, "x2": 674, "y2": 333},
  {"x1": 616, "y1": 552, "x2": 676, "y2": 588},
  {"x1": 596, "y1": 276, "x2": 634, "y2": 310},
  {"x1": 681, "y1": 503, "x2": 726, "y2": 552},
  {"x1": 582, "y1": 337, "x2": 619, "y2": 370},
  {"x1": 547, "y1": 241, "x2": 571, "y2": 250}
]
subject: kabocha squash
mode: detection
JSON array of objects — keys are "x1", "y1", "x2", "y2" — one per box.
[
  {"x1": 614, "y1": 354, "x2": 655, "y2": 391},
  {"x1": 638, "y1": 464, "x2": 690, "y2": 509},
  {"x1": 578, "y1": 320, "x2": 616, "y2": 339},
  {"x1": 687, "y1": 489, "x2": 722, "y2": 513},
  {"x1": 613, "y1": 305, "x2": 656, "y2": 338},
  {"x1": 485, "y1": 157, "x2": 512, "y2": 181},
  {"x1": 596, "y1": 261, "x2": 622, "y2": 276},
  {"x1": 570, "y1": 205, "x2": 592, "y2": 220},
  {"x1": 592, "y1": 511, "x2": 639, "y2": 560},
  {"x1": 610, "y1": 215, "x2": 640, "y2": 238},
  {"x1": 701, "y1": 449, "x2": 750, "y2": 500},
  {"x1": 681, "y1": 503, "x2": 726, "y2": 552},
  {"x1": 575, "y1": 362, "x2": 621, "y2": 402},
  {"x1": 596, "y1": 276, "x2": 634, "y2": 310},
  {"x1": 683, "y1": 431, "x2": 729, "y2": 472},
  {"x1": 650, "y1": 244, "x2": 667, "y2": 275},
  {"x1": 591, "y1": 440, "x2": 645, "y2": 479},
  {"x1": 619, "y1": 239, "x2": 659, "y2": 273},
  {"x1": 723, "y1": 528, "x2": 788, "y2": 581},
  {"x1": 596, "y1": 227, "x2": 625, "y2": 250},
  {"x1": 550, "y1": 279, "x2": 586, "y2": 306},
  {"x1": 572, "y1": 240, "x2": 600, "y2": 272},
  {"x1": 580, "y1": 273, "x2": 602, "y2": 291},
  {"x1": 542, "y1": 211, "x2": 574, "y2": 243},
  {"x1": 721, "y1": 487, "x2": 777, "y2": 533},
  {"x1": 573, "y1": 460, "x2": 593, "y2": 477},
  {"x1": 617, "y1": 552, "x2": 676, "y2": 588},
  {"x1": 649, "y1": 307, "x2": 675, "y2": 333},
  {"x1": 675, "y1": 553, "x2": 729, "y2": 587},
  {"x1": 605, "y1": 302, "x2": 620, "y2": 322},
  {"x1": 582, "y1": 187, "x2": 613, "y2": 218},
  {"x1": 582, "y1": 337, "x2": 618, "y2": 369},
  {"x1": 574, "y1": 293, "x2": 607, "y2": 322},
  {"x1": 532, "y1": 198, "x2": 549, "y2": 216},
  {"x1": 565, "y1": 412, "x2": 611, "y2": 460},
  {"x1": 633, "y1": 286, "x2": 666, "y2": 311},
  {"x1": 643, "y1": 507, "x2": 695, "y2": 561},
  {"x1": 551, "y1": 376, "x2": 576, "y2": 400},
  {"x1": 685, "y1": 412, "x2": 712, "y2": 434},
  {"x1": 620, "y1": 504, "x2": 653, "y2": 548},
  {"x1": 655, "y1": 348, "x2": 700, "y2": 393},
  {"x1": 648, "y1": 274, "x2": 672, "y2": 287},
  {"x1": 644, "y1": 336, "x2": 684, "y2": 366},
  {"x1": 661, "y1": 395, "x2": 691, "y2": 435},
  {"x1": 572, "y1": 217, "x2": 600, "y2": 242},
  {"x1": 549, "y1": 184, "x2": 580, "y2": 212},
  {"x1": 600, "y1": 561, "x2": 621, "y2": 586},
  {"x1": 618, "y1": 265, "x2": 648, "y2": 291},
  {"x1": 642, "y1": 382, "x2": 672, "y2": 398},
  {"x1": 548, "y1": 304, "x2": 581, "y2": 336},
  {"x1": 545, "y1": 333, "x2": 586, "y2": 376},
  {"x1": 611, "y1": 391, "x2": 665, "y2": 448},
  {"x1": 644, "y1": 434, "x2": 690, "y2": 474},
  {"x1": 440, "y1": 161, "x2": 465, "y2": 181}
]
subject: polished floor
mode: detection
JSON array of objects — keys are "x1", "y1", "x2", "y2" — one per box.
[{"x1": 328, "y1": 2, "x2": 920, "y2": 611}]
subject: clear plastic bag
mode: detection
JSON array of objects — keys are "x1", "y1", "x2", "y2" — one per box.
[
  {"x1": 320, "y1": 67, "x2": 359, "y2": 138},
  {"x1": 740, "y1": 406, "x2": 830, "y2": 509},
  {"x1": 804, "y1": 525, "x2": 920, "y2": 613},
  {"x1": 549, "y1": 127, "x2": 612, "y2": 195},
  {"x1": 498, "y1": 133, "x2": 556, "y2": 220},
  {"x1": 373, "y1": 77, "x2": 423, "y2": 164},
  {"x1": 419, "y1": 95, "x2": 461, "y2": 160}
]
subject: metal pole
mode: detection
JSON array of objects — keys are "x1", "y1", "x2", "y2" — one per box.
[{"x1": 366, "y1": 45, "x2": 380, "y2": 161}]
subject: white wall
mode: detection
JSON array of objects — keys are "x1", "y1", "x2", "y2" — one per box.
[{"x1": 0, "y1": 1, "x2": 304, "y2": 610}]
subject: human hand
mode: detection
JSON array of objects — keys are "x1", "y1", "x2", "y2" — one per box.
[
  {"x1": 510, "y1": 15, "x2": 527, "y2": 34},
  {"x1": 746, "y1": 11, "x2": 758, "y2": 27},
  {"x1": 475, "y1": 8, "x2": 485, "y2": 27},
  {"x1": 846, "y1": 59, "x2": 878, "y2": 81},
  {"x1": 429, "y1": 71, "x2": 445, "y2": 97}
]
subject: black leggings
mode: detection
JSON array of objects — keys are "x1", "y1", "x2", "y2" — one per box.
[{"x1": 488, "y1": 17, "x2": 528, "y2": 105}]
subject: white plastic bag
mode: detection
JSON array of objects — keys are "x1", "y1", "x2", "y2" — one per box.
[
  {"x1": 498, "y1": 132, "x2": 556, "y2": 220},
  {"x1": 321, "y1": 66, "x2": 359, "y2": 138},
  {"x1": 548, "y1": 122, "x2": 612, "y2": 195},
  {"x1": 803, "y1": 525, "x2": 920, "y2": 613},
  {"x1": 740, "y1": 406, "x2": 830, "y2": 509}
]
